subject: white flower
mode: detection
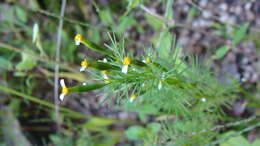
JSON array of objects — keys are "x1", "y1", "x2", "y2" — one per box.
[
  {"x1": 74, "y1": 34, "x2": 83, "y2": 46},
  {"x1": 122, "y1": 57, "x2": 131, "y2": 74},
  {"x1": 101, "y1": 70, "x2": 109, "y2": 79},
  {"x1": 201, "y1": 98, "x2": 206, "y2": 102},
  {"x1": 122, "y1": 65, "x2": 129, "y2": 74},
  {"x1": 59, "y1": 79, "x2": 69, "y2": 101},
  {"x1": 80, "y1": 60, "x2": 90, "y2": 72},
  {"x1": 103, "y1": 74, "x2": 109, "y2": 80},
  {"x1": 103, "y1": 58, "x2": 108, "y2": 63},
  {"x1": 130, "y1": 94, "x2": 138, "y2": 102}
]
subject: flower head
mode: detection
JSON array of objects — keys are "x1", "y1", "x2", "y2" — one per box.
[
  {"x1": 122, "y1": 57, "x2": 131, "y2": 74},
  {"x1": 60, "y1": 79, "x2": 69, "y2": 101},
  {"x1": 130, "y1": 94, "x2": 138, "y2": 102},
  {"x1": 80, "y1": 60, "x2": 91, "y2": 72},
  {"x1": 142, "y1": 57, "x2": 152, "y2": 64},
  {"x1": 103, "y1": 58, "x2": 108, "y2": 63},
  {"x1": 201, "y1": 98, "x2": 206, "y2": 102},
  {"x1": 74, "y1": 34, "x2": 84, "y2": 45},
  {"x1": 101, "y1": 70, "x2": 109, "y2": 79},
  {"x1": 101, "y1": 70, "x2": 111, "y2": 83}
]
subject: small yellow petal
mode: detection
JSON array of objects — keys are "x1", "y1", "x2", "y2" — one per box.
[
  {"x1": 74, "y1": 34, "x2": 84, "y2": 42},
  {"x1": 123, "y1": 57, "x2": 131, "y2": 66},
  {"x1": 130, "y1": 94, "x2": 138, "y2": 100},
  {"x1": 62, "y1": 86, "x2": 69, "y2": 95},
  {"x1": 101, "y1": 70, "x2": 109, "y2": 74},
  {"x1": 81, "y1": 60, "x2": 91, "y2": 68},
  {"x1": 145, "y1": 57, "x2": 151, "y2": 63}
]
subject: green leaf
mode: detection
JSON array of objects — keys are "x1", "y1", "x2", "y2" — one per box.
[
  {"x1": 84, "y1": 117, "x2": 116, "y2": 127},
  {"x1": 252, "y1": 139, "x2": 260, "y2": 146},
  {"x1": 212, "y1": 45, "x2": 230, "y2": 60},
  {"x1": 145, "y1": 14, "x2": 164, "y2": 30},
  {"x1": 15, "y1": 6, "x2": 27, "y2": 23},
  {"x1": 99, "y1": 9, "x2": 114, "y2": 25},
  {"x1": 0, "y1": 57, "x2": 12, "y2": 70},
  {"x1": 127, "y1": 0, "x2": 141, "y2": 11},
  {"x1": 69, "y1": 84, "x2": 107, "y2": 93},
  {"x1": 82, "y1": 39, "x2": 112, "y2": 57},
  {"x1": 16, "y1": 53, "x2": 37, "y2": 71},
  {"x1": 147, "y1": 123, "x2": 161, "y2": 133},
  {"x1": 125, "y1": 125, "x2": 146, "y2": 140},
  {"x1": 165, "y1": 0, "x2": 174, "y2": 19},
  {"x1": 88, "y1": 29, "x2": 101, "y2": 44},
  {"x1": 156, "y1": 30, "x2": 172, "y2": 58},
  {"x1": 232, "y1": 23, "x2": 249, "y2": 45},
  {"x1": 132, "y1": 59, "x2": 146, "y2": 67},
  {"x1": 117, "y1": 15, "x2": 136, "y2": 34},
  {"x1": 220, "y1": 131, "x2": 250, "y2": 146},
  {"x1": 91, "y1": 61, "x2": 121, "y2": 71},
  {"x1": 187, "y1": 8, "x2": 198, "y2": 21}
]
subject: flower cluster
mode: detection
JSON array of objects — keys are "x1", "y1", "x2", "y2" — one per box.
[
  {"x1": 59, "y1": 79, "x2": 69, "y2": 101},
  {"x1": 59, "y1": 34, "x2": 166, "y2": 103}
]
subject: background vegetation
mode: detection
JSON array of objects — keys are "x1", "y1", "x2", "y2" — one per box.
[{"x1": 0, "y1": 0, "x2": 259, "y2": 145}]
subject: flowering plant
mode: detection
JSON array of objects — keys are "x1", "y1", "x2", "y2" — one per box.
[{"x1": 59, "y1": 33, "x2": 239, "y2": 145}]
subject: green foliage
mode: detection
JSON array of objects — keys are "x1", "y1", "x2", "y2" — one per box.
[
  {"x1": 15, "y1": 6, "x2": 28, "y2": 23},
  {"x1": 220, "y1": 131, "x2": 260, "y2": 146},
  {"x1": 145, "y1": 14, "x2": 164, "y2": 30},
  {"x1": 127, "y1": 0, "x2": 142, "y2": 12},
  {"x1": 81, "y1": 38, "x2": 112, "y2": 57},
  {"x1": 232, "y1": 23, "x2": 250, "y2": 45},
  {"x1": 125, "y1": 123, "x2": 160, "y2": 141},
  {"x1": 72, "y1": 32, "x2": 239, "y2": 145},
  {"x1": 212, "y1": 45, "x2": 230, "y2": 60},
  {"x1": 99, "y1": 9, "x2": 114, "y2": 26},
  {"x1": 69, "y1": 84, "x2": 107, "y2": 93},
  {"x1": 125, "y1": 125, "x2": 146, "y2": 140},
  {"x1": 0, "y1": 57, "x2": 13, "y2": 70},
  {"x1": 117, "y1": 15, "x2": 137, "y2": 34},
  {"x1": 16, "y1": 53, "x2": 37, "y2": 71},
  {"x1": 155, "y1": 30, "x2": 173, "y2": 58}
]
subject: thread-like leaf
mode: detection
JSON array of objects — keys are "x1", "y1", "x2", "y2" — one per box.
[
  {"x1": 81, "y1": 39, "x2": 112, "y2": 56},
  {"x1": 69, "y1": 83, "x2": 107, "y2": 93},
  {"x1": 91, "y1": 61, "x2": 120, "y2": 71},
  {"x1": 132, "y1": 59, "x2": 146, "y2": 67}
]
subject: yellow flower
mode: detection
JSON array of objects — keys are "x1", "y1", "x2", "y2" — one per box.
[
  {"x1": 59, "y1": 79, "x2": 69, "y2": 101},
  {"x1": 74, "y1": 34, "x2": 84, "y2": 45},
  {"x1": 122, "y1": 57, "x2": 131, "y2": 74},
  {"x1": 101, "y1": 70, "x2": 109, "y2": 80},
  {"x1": 80, "y1": 60, "x2": 91, "y2": 72},
  {"x1": 130, "y1": 94, "x2": 138, "y2": 102},
  {"x1": 142, "y1": 57, "x2": 152, "y2": 64}
]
